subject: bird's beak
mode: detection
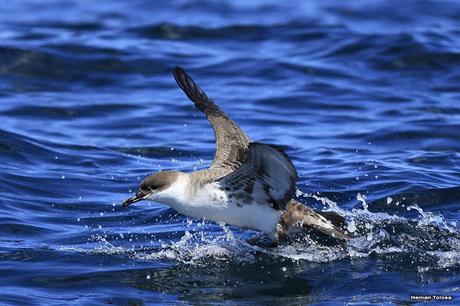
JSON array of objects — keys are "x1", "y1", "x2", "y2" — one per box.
[{"x1": 121, "y1": 190, "x2": 148, "y2": 208}]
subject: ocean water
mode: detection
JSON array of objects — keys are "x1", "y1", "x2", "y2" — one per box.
[{"x1": 1, "y1": 1, "x2": 460, "y2": 305}]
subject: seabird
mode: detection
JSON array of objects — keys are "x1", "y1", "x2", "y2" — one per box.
[{"x1": 122, "y1": 67, "x2": 348, "y2": 242}]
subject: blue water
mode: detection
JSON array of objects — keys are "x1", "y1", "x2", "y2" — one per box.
[{"x1": 1, "y1": 1, "x2": 460, "y2": 305}]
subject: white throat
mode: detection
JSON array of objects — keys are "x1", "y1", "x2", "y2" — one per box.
[{"x1": 146, "y1": 173, "x2": 191, "y2": 210}]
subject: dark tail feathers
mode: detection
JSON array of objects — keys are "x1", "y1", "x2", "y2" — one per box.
[{"x1": 279, "y1": 200, "x2": 349, "y2": 240}]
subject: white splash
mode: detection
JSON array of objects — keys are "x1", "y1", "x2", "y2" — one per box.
[{"x1": 61, "y1": 192, "x2": 460, "y2": 272}]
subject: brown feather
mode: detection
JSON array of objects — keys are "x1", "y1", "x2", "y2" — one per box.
[{"x1": 173, "y1": 67, "x2": 251, "y2": 181}]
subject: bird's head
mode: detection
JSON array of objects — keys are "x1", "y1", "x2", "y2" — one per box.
[{"x1": 121, "y1": 171, "x2": 181, "y2": 207}]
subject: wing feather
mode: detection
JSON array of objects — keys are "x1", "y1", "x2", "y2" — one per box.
[
  {"x1": 219, "y1": 142, "x2": 297, "y2": 211},
  {"x1": 173, "y1": 67, "x2": 251, "y2": 178}
]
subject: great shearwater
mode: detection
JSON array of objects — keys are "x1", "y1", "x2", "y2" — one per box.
[{"x1": 122, "y1": 67, "x2": 348, "y2": 242}]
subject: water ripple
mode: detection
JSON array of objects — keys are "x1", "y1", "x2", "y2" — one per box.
[{"x1": 1, "y1": 0, "x2": 460, "y2": 304}]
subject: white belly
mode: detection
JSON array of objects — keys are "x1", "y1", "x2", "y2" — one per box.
[{"x1": 165, "y1": 183, "x2": 281, "y2": 235}]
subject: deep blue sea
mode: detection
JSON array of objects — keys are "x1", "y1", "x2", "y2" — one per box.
[{"x1": 1, "y1": 1, "x2": 460, "y2": 305}]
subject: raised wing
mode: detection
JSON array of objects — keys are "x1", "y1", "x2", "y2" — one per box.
[
  {"x1": 173, "y1": 67, "x2": 251, "y2": 178},
  {"x1": 219, "y1": 142, "x2": 297, "y2": 211}
]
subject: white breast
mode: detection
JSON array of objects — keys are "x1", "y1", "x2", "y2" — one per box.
[{"x1": 154, "y1": 178, "x2": 281, "y2": 236}]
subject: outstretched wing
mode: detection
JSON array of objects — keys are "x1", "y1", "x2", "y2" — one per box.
[
  {"x1": 173, "y1": 67, "x2": 251, "y2": 178},
  {"x1": 219, "y1": 142, "x2": 297, "y2": 211}
]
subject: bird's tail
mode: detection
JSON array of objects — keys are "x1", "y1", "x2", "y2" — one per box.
[{"x1": 278, "y1": 200, "x2": 349, "y2": 240}]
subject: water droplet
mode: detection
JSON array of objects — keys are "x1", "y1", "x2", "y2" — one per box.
[
  {"x1": 281, "y1": 267, "x2": 287, "y2": 272},
  {"x1": 357, "y1": 193, "x2": 368, "y2": 210},
  {"x1": 347, "y1": 220, "x2": 357, "y2": 233}
]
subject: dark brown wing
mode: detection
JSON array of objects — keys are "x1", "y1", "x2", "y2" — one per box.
[
  {"x1": 173, "y1": 67, "x2": 251, "y2": 178},
  {"x1": 219, "y1": 142, "x2": 297, "y2": 211}
]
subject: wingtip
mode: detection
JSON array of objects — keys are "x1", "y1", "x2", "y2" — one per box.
[
  {"x1": 173, "y1": 66, "x2": 190, "y2": 88},
  {"x1": 173, "y1": 65, "x2": 183, "y2": 72},
  {"x1": 173, "y1": 66, "x2": 186, "y2": 78},
  {"x1": 172, "y1": 66, "x2": 211, "y2": 108},
  {"x1": 173, "y1": 66, "x2": 188, "y2": 92}
]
